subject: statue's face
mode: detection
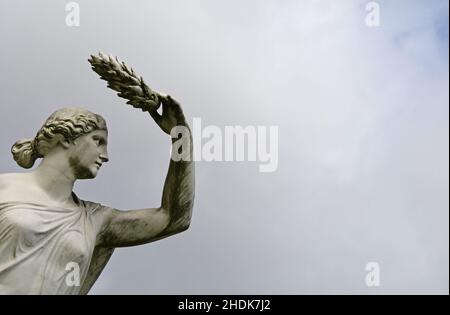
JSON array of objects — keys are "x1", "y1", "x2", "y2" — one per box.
[{"x1": 68, "y1": 130, "x2": 109, "y2": 179}]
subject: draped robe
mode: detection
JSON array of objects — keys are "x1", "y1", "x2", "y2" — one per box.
[{"x1": 0, "y1": 194, "x2": 114, "y2": 295}]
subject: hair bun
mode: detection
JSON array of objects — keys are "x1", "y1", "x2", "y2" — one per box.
[{"x1": 11, "y1": 138, "x2": 39, "y2": 169}]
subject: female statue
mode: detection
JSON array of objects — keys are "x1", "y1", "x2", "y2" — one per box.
[{"x1": 0, "y1": 54, "x2": 195, "y2": 294}]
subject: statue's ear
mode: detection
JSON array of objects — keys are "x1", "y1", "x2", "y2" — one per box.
[{"x1": 60, "y1": 138, "x2": 72, "y2": 149}]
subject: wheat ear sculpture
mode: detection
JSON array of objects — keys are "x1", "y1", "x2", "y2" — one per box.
[{"x1": 88, "y1": 52, "x2": 161, "y2": 112}]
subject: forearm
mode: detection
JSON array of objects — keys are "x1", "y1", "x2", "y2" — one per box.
[{"x1": 160, "y1": 125, "x2": 195, "y2": 233}]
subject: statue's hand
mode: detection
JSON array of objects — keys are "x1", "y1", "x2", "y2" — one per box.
[{"x1": 149, "y1": 94, "x2": 187, "y2": 135}]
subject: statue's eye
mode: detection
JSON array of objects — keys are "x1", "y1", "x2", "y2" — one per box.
[
  {"x1": 92, "y1": 136, "x2": 103, "y2": 146},
  {"x1": 150, "y1": 94, "x2": 155, "y2": 100}
]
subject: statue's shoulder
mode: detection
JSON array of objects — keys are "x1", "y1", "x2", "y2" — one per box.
[
  {"x1": 0, "y1": 172, "x2": 26, "y2": 187},
  {"x1": 0, "y1": 173, "x2": 32, "y2": 201},
  {"x1": 0, "y1": 173, "x2": 29, "y2": 185},
  {"x1": 78, "y1": 198, "x2": 114, "y2": 214}
]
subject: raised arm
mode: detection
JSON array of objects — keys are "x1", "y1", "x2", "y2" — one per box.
[
  {"x1": 88, "y1": 54, "x2": 195, "y2": 248},
  {"x1": 98, "y1": 95, "x2": 195, "y2": 248}
]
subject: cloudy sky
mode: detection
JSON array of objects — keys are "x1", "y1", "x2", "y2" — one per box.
[{"x1": 0, "y1": 0, "x2": 448, "y2": 294}]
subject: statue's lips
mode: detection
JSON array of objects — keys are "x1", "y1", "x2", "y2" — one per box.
[{"x1": 94, "y1": 162, "x2": 102, "y2": 168}]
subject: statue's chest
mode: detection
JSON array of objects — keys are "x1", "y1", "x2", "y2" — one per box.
[{"x1": 2, "y1": 207, "x2": 94, "y2": 265}]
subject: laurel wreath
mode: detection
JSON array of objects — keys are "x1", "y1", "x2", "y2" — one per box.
[{"x1": 88, "y1": 52, "x2": 160, "y2": 112}]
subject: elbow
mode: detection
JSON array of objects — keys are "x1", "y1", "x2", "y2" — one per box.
[
  {"x1": 173, "y1": 220, "x2": 191, "y2": 234},
  {"x1": 179, "y1": 222, "x2": 191, "y2": 233},
  {"x1": 164, "y1": 223, "x2": 190, "y2": 237},
  {"x1": 164, "y1": 205, "x2": 193, "y2": 235},
  {"x1": 173, "y1": 218, "x2": 192, "y2": 235},
  {"x1": 162, "y1": 215, "x2": 192, "y2": 236}
]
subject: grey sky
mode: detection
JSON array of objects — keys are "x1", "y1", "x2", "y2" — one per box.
[{"x1": 0, "y1": 0, "x2": 448, "y2": 294}]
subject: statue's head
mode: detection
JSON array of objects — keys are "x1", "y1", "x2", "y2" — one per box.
[{"x1": 11, "y1": 107, "x2": 109, "y2": 179}]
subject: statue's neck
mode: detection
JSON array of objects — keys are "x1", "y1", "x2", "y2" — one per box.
[{"x1": 32, "y1": 156, "x2": 76, "y2": 204}]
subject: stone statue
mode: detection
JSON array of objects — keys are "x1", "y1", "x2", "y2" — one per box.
[{"x1": 0, "y1": 53, "x2": 195, "y2": 295}]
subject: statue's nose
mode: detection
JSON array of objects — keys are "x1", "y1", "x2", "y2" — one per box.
[{"x1": 100, "y1": 151, "x2": 109, "y2": 163}]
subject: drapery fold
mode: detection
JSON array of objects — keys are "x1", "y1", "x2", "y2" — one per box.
[{"x1": 0, "y1": 198, "x2": 114, "y2": 295}]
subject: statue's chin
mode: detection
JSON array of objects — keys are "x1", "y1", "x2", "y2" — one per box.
[{"x1": 72, "y1": 165, "x2": 98, "y2": 180}]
